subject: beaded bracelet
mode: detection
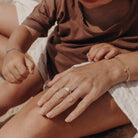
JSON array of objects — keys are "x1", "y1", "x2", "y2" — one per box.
[
  {"x1": 115, "y1": 56, "x2": 131, "y2": 82},
  {"x1": 4, "y1": 48, "x2": 23, "y2": 59}
]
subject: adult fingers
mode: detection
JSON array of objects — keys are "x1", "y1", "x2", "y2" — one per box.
[
  {"x1": 65, "y1": 94, "x2": 92, "y2": 122},
  {"x1": 65, "y1": 87, "x2": 99, "y2": 122},
  {"x1": 47, "y1": 68, "x2": 72, "y2": 87},
  {"x1": 40, "y1": 88, "x2": 70, "y2": 115},
  {"x1": 37, "y1": 77, "x2": 69, "y2": 106},
  {"x1": 47, "y1": 74, "x2": 62, "y2": 87},
  {"x1": 40, "y1": 81, "x2": 77, "y2": 115},
  {"x1": 45, "y1": 82, "x2": 91, "y2": 119}
]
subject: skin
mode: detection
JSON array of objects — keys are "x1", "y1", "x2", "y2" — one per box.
[
  {"x1": 87, "y1": 43, "x2": 130, "y2": 62},
  {"x1": 0, "y1": 3, "x2": 43, "y2": 116},
  {"x1": 0, "y1": 0, "x2": 137, "y2": 137}
]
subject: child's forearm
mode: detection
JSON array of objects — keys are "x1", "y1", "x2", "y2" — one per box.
[{"x1": 7, "y1": 25, "x2": 40, "y2": 53}]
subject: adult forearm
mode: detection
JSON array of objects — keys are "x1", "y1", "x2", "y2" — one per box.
[{"x1": 7, "y1": 25, "x2": 40, "y2": 53}]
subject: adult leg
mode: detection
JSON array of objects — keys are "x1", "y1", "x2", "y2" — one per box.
[
  {"x1": 0, "y1": 66, "x2": 43, "y2": 116},
  {"x1": 0, "y1": 3, "x2": 18, "y2": 37},
  {"x1": 0, "y1": 91, "x2": 130, "y2": 138},
  {"x1": 0, "y1": 3, "x2": 44, "y2": 115}
]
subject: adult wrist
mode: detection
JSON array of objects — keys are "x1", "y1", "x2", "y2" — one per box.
[{"x1": 104, "y1": 58, "x2": 128, "y2": 86}]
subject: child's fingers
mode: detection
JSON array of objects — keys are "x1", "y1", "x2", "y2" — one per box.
[
  {"x1": 10, "y1": 65, "x2": 26, "y2": 81},
  {"x1": 94, "y1": 48, "x2": 109, "y2": 61},
  {"x1": 105, "y1": 50, "x2": 119, "y2": 59},
  {"x1": 25, "y1": 57, "x2": 35, "y2": 74},
  {"x1": 4, "y1": 70, "x2": 19, "y2": 83},
  {"x1": 87, "y1": 47, "x2": 99, "y2": 61},
  {"x1": 15, "y1": 63, "x2": 29, "y2": 79}
]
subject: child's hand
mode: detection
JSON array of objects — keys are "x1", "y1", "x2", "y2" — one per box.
[
  {"x1": 2, "y1": 50, "x2": 35, "y2": 83},
  {"x1": 87, "y1": 43, "x2": 129, "y2": 62}
]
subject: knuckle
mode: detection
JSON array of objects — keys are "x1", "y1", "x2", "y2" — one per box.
[
  {"x1": 20, "y1": 71, "x2": 27, "y2": 76},
  {"x1": 67, "y1": 95, "x2": 75, "y2": 104},
  {"x1": 16, "y1": 75, "x2": 23, "y2": 80},
  {"x1": 19, "y1": 68, "x2": 28, "y2": 76},
  {"x1": 29, "y1": 61, "x2": 34, "y2": 67},
  {"x1": 59, "y1": 93, "x2": 64, "y2": 99},
  {"x1": 101, "y1": 47, "x2": 108, "y2": 52},
  {"x1": 56, "y1": 92, "x2": 64, "y2": 99},
  {"x1": 111, "y1": 49, "x2": 118, "y2": 54},
  {"x1": 54, "y1": 74, "x2": 60, "y2": 79},
  {"x1": 51, "y1": 85, "x2": 58, "y2": 91}
]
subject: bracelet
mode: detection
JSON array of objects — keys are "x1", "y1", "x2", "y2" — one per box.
[
  {"x1": 4, "y1": 48, "x2": 23, "y2": 59},
  {"x1": 115, "y1": 56, "x2": 131, "y2": 82}
]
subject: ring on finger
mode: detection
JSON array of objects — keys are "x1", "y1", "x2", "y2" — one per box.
[{"x1": 63, "y1": 86, "x2": 72, "y2": 94}]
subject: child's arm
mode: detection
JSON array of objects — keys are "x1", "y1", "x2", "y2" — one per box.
[
  {"x1": 2, "y1": 25, "x2": 40, "y2": 83},
  {"x1": 87, "y1": 43, "x2": 130, "y2": 62}
]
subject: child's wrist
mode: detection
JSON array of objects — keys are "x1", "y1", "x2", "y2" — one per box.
[{"x1": 4, "y1": 48, "x2": 23, "y2": 59}]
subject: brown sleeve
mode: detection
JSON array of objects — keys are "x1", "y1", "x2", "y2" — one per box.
[{"x1": 23, "y1": 0, "x2": 57, "y2": 37}]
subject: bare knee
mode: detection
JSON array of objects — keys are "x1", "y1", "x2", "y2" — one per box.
[{"x1": 21, "y1": 107, "x2": 74, "y2": 138}]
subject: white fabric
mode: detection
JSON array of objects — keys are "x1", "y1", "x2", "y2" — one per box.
[
  {"x1": 109, "y1": 81, "x2": 138, "y2": 137},
  {"x1": 13, "y1": 0, "x2": 49, "y2": 81},
  {"x1": 134, "y1": 133, "x2": 138, "y2": 138},
  {"x1": 74, "y1": 62, "x2": 138, "y2": 137}
]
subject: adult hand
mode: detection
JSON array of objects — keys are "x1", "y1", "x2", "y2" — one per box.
[
  {"x1": 38, "y1": 60, "x2": 118, "y2": 122},
  {"x1": 2, "y1": 50, "x2": 34, "y2": 83}
]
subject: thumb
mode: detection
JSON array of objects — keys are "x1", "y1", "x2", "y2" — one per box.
[{"x1": 25, "y1": 56, "x2": 35, "y2": 74}]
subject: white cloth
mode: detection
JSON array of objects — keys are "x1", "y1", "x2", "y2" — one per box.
[
  {"x1": 74, "y1": 62, "x2": 138, "y2": 137},
  {"x1": 109, "y1": 81, "x2": 138, "y2": 137},
  {"x1": 13, "y1": 0, "x2": 49, "y2": 81}
]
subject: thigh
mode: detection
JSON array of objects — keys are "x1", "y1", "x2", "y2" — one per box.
[
  {"x1": 0, "y1": 91, "x2": 130, "y2": 138},
  {"x1": 0, "y1": 3, "x2": 18, "y2": 37}
]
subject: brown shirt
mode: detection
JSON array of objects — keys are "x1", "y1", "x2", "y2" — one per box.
[{"x1": 23, "y1": 0, "x2": 138, "y2": 77}]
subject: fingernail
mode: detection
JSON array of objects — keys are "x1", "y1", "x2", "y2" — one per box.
[
  {"x1": 65, "y1": 115, "x2": 73, "y2": 123},
  {"x1": 46, "y1": 111, "x2": 53, "y2": 118},
  {"x1": 94, "y1": 58, "x2": 97, "y2": 61},
  {"x1": 105, "y1": 56, "x2": 109, "y2": 59},
  {"x1": 37, "y1": 100, "x2": 43, "y2": 106}
]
